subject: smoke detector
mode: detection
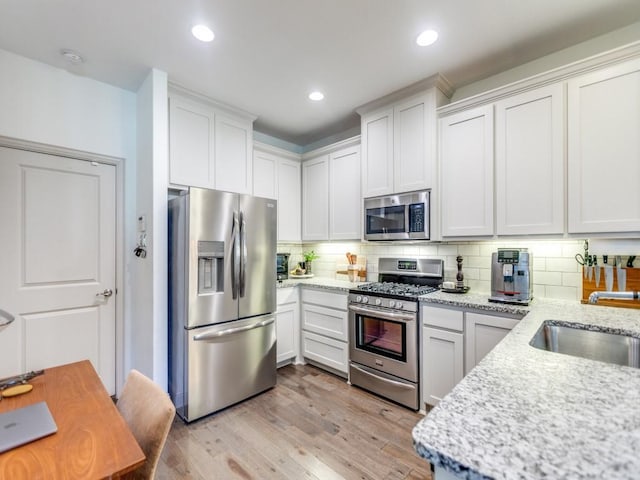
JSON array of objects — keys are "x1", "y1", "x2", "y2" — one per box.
[{"x1": 60, "y1": 49, "x2": 84, "y2": 64}]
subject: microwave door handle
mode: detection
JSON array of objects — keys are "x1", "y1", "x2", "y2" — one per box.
[
  {"x1": 231, "y1": 211, "x2": 240, "y2": 299},
  {"x1": 239, "y1": 211, "x2": 246, "y2": 297}
]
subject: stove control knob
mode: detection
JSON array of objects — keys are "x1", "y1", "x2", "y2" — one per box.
[
  {"x1": 362, "y1": 296, "x2": 369, "y2": 304},
  {"x1": 375, "y1": 298, "x2": 382, "y2": 306},
  {"x1": 356, "y1": 295, "x2": 362, "y2": 303},
  {"x1": 389, "y1": 300, "x2": 395, "y2": 308}
]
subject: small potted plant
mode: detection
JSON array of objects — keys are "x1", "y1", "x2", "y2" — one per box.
[{"x1": 301, "y1": 250, "x2": 319, "y2": 274}]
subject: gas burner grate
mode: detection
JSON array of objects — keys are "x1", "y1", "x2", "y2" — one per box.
[{"x1": 356, "y1": 282, "x2": 437, "y2": 298}]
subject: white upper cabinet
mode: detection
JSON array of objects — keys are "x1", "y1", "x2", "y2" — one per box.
[
  {"x1": 253, "y1": 144, "x2": 301, "y2": 242},
  {"x1": 361, "y1": 107, "x2": 394, "y2": 197},
  {"x1": 169, "y1": 95, "x2": 215, "y2": 188},
  {"x1": 302, "y1": 154, "x2": 330, "y2": 240},
  {"x1": 278, "y1": 158, "x2": 302, "y2": 242},
  {"x1": 252, "y1": 149, "x2": 278, "y2": 199},
  {"x1": 495, "y1": 84, "x2": 565, "y2": 235},
  {"x1": 329, "y1": 145, "x2": 361, "y2": 240},
  {"x1": 302, "y1": 138, "x2": 361, "y2": 241},
  {"x1": 393, "y1": 95, "x2": 435, "y2": 194},
  {"x1": 168, "y1": 89, "x2": 255, "y2": 194},
  {"x1": 214, "y1": 113, "x2": 253, "y2": 194},
  {"x1": 567, "y1": 57, "x2": 640, "y2": 233},
  {"x1": 358, "y1": 78, "x2": 451, "y2": 198},
  {"x1": 440, "y1": 105, "x2": 494, "y2": 237}
]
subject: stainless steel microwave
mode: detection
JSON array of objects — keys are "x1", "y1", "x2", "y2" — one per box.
[{"x1": 364, "y1": 190, "x2": 430, "y2": 241}]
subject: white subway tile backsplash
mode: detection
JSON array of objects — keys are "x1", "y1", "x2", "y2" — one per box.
[{"x1": 288, "y1": 239, "x2": 584, "y2": 301}]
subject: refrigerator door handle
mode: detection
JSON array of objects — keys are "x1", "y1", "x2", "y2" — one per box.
[
  {"x1": 193, "y1": 317, "x2": 275, "y2": 341},
  {"x1": 239, "y1": 211, "x2": 247, "y2": 297},
  {"x1": 232, "y1": 211, "x2": 240, "y2": 299}
]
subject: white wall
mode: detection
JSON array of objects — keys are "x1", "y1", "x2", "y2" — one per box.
[
  {"x1": 0, "y1": 48, "x2": 137, "y2": 392},
  {"x1": 134, "y1": 69, "x2": 169, "y2": 389},
  {"x1": 451, "y1": 21, "x2": 640, "y2": 102}
]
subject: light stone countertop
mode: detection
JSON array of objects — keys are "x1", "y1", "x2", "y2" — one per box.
[
  {"x1": 412, "y1": 297, "x2": 640, "y2": 480},
  {"x1": 276, "y1": 276, "x2": 361, "y2": 292}
]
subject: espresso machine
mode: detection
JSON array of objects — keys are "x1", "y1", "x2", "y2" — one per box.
[{"x1": 489, "y1": 248, "x2": 533, "y2": 305}]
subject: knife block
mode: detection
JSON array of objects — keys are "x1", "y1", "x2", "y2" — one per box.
[{"x1": 581, "y1": 266, "x2": 640, "y2": 309}]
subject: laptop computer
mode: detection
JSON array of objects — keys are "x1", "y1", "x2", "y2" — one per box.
[{"x1": 0, "y1": 401, "x2": 58, "y2": 453}]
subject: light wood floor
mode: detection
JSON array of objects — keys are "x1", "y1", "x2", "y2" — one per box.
[{"x1": 157, "y1": 364, "x2": 432, "y2": 480}]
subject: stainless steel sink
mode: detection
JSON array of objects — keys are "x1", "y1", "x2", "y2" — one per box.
[{"x1": 530, "y1": 321, "x2": 640, "y2": 368}]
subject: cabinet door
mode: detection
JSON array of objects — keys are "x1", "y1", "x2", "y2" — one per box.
[
  {"x1": 495, "y1": 84, "x2": 564, "y2": 235},
  {"x1": 361, "y1": 107, "x2": 394, "y2": 197},
  {"x1": 252, "y1": 149, "x2": 278, "y2": 199},
  {"x1": 423, "y1": 327, "x2": 464, "y2": 407},
  {"x1": 276, "y1": 302, "x2": 298, "y2": 365},
  {"x1": 214, "y1": 113, "x2": 253, "y2": 194},
  {"x1": 168, "y1": 95, "x2": 215, "y2": 188},
  {"x1": 302, "y1": 155, "x2": 329, "y2": 240},
  {"x1": 394, "y1": 94, "x2": 434, "y2": 193},
  {"x1": 278, "y1": 158, "x2": 301, "y2": 242},
  {"x1": 329, "y1": 145, "x2": 361, "y2": 240},
  {"x1": 464, "y1": 313, "x2": 519, "y2": 375},
  {"x1": 440, "y1": 105, "x2": 494, "y2": 237},
  {"x1": 567, "y1": 58, "x2": 640, "y2": 233}
]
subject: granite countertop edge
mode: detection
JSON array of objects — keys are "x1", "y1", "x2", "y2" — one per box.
[{"x1": 412, "y1": 297, "x2": 640, "y2": 480}]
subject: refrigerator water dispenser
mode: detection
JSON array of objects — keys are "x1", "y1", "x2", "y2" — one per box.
[{"x1": 198, "y1": 240, "x2": 224, "y2": 294}]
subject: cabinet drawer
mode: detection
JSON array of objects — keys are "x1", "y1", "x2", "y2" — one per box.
[
  {"x1": 301, "y1": 288, "x2": 347, "y2": 310},
  {"x1": 301, "y1": 303, "x2": 348, "y2": 341},
  {"x1": 277, "y1": 287, "x2": 298, "y2": 305},
  {"x1": 302, "y1": 331, "x2": 348, "y2": 374},
  {"x1": 421, "y1": 305, "x2": 464, "y2": 332}
]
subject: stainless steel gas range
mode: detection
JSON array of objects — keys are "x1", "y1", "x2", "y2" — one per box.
[{"x1": 348, "y1": 257, "x2": 443, "y2": 410}]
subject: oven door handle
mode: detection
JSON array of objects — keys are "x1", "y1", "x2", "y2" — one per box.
[
  {"x1": 350, "y1": 364, "x2": 415, "y2": 390},
  {"x1": 348, "y1": 304, "x2": 415, "y2": 323}
]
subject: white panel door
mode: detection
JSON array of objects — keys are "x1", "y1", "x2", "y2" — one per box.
[
  {"x1": 329, "y1": 145, "x2": 361, "y2": 240},
  {"x1": 495, "y1": 84, "x2": 565, "y2": 235},
  {"x1": 302, "y1": 155, "x2": 329, "y2": 240},
  {"x1": 168, "y1": 95, "x2": 215, "y2": 188},
  {"x1": 0, "y1": 147, "x2": 116, "y2": 393},
  {"x1": 215, "y1": 113, "x2": 253, "y2": 194},
  {"x1": 361, "y1": 108, "x2": 394, "y2": 197},
  {"x1": 422, "y1": 326, "x2": 464, "y2": 407},
  {"x1": 464, "y1": 313, "x2": 519, "y2": 375},
  {"x1": 394, "y1": 95, "x2": 432, "y2": 193},
  {"x1": 567, "y1": 58, "x2": 640, "y2": 233},
  {"x1": 278, "y1": 158, "x2": 301, "y2": 242},
  {"x1": 252, "y1": 149, "x2": 278, "y2": 199},
  {"x1": 440, "y1": 105, "x2": 494, "y2": 237}
]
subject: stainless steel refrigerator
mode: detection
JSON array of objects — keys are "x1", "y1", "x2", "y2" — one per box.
[{"x1": 168, "y1": 187, "x2": 277, "y2": 422}]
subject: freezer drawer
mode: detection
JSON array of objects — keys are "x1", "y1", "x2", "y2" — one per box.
[{"x1": 173, "y1": 314, "x2": 277, "y2": 422}]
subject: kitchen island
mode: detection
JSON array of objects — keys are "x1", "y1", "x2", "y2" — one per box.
[{"x1": 413, "y1": 297, "x2": 640, "y2": 479}]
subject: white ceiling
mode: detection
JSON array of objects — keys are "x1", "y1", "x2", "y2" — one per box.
[{"x1": 1, "y1": 0, "x2": 640, "y2": 146}]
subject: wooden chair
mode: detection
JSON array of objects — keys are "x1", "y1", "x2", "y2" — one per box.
[{"x1": 117, "y1": 369, "x2": 176, "y2": 479}]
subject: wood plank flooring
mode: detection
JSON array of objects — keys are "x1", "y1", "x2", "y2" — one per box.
[{"x1": 156, "y1": 364, "x2": 432, "y2": 480}]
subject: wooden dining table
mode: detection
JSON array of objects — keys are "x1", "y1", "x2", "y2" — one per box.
[{"x1": 0, "y1": 360, "x2": 145, "y2": 479}]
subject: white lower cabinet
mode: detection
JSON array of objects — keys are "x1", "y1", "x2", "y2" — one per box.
[
  {"x1": 464, "y1": 312, "x2": 520, "y2": 375},
  {"x1": 422, "y1": 304, "x2": 522, "y2": 407},
  {"x1": 301, "y1": 288, "x2": 348, "y2": 376},
  {"x1": 276, "y1": 287, "x2": 300, "y2": 366},
  {"x1": 421, "y1": 306, "x2": 464, "y2": 407}
]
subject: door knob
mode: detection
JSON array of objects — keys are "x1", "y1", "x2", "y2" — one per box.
[
  {"x1": 0, "y1": 309, "x2": 15, "y2": 327},
  {"x1": 96, "y1": 288, "x2": 114, "y2": 298}
]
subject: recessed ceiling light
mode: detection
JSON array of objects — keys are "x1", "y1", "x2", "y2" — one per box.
[
  {"x1": 416, "y1": 30, "x2": 438, "y2": 47},
  {"x1": 309, "y1": 91, "x2": 324, "y2": 101},
  {"x1": 192, "y1": 24, "x2": 215, "y2": 42},
  {"x1": 60, "y1": 49, "x2": 84, "y2": 64}
]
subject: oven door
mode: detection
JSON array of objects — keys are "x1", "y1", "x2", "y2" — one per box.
[{"x1": 348, "y1": 304, "x2": 417, "y2": 382}]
